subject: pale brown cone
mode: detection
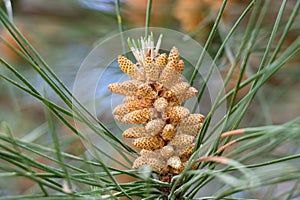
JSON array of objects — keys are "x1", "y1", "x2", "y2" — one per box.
[
  {"x1": 168, "y1": 134, "x2": 195, "y2": 146},
  {"x1": 155, "y1": 53, "x2": 168, "y2": 66},
  {"x1": 168, "y1": 46, "x2": 180, "y2": 63},
  {"x1": 166, "y1": 106, "x2": 190, "y2": 125},
  {"x1": 114, "y1": 115, "x2": 124, "y2": 122},
  {"x1": 140, "y1": 149, "x2": 161, "y2": 158},
  {"x1": 153, "y1": 97, "x2": 168, "y2": 112},
  {"x1": 125, "y1": 96, "x2": 153, "y2": 111},
  {"x1": 122, "y1": 108, "x2": 157, "y2": 124},
  {"x1": 133, "y1": 136, "x2": 165, "y2": 150},
  {"x1": 113, "y1": 104, "x2": 129, "y2": 116},
  {"x1": 108, "y1": 80, "x2": 142, "y2": 96},
  {"x1": 177, "y1": 60, "x2": 185, "y2": 74},
  {"x1": 181, "y1": 114, "x2": 205, "y2": 125},
  {"x1": 147, "y1": 157, "x2": 168, "y2": 173},
  {"x1": 122, "y1": 127, "x2": 147, "y2": 138},
  {"x1": 164, "y1": 82, "x2": 190, "y2": 104},
  {"x1": 176, "y1": 144, "x2": 194, "y2": 160},
  {"x1": 159, "y1": 61, "x2": 180, "y2": 88},
  {"x1": 144, "y1": 63, "x2": 161, "y2": 82},
  {"x1": 160, "y1": 145, "x2": 174, "y2": 158},
  {"x1": 137, "y1": 84, "x2": 157, "y2": 99},
  {"x1": 178, "y1": 123, "x2": 203, "y2": 136},
  {"x1": 132, "y1": 156, "x2": 148, "y2": 169},
  {"x1": 167, "y1": 156, "x2": 182, "y2": 169},
  {"x1": 118, "y1": 55, "x2": 144, "y2": 80},
  {"x1": 146, "y1": 119, "x2": 165, "y2": 136},
  {"x1": 161, "y1": 124, "x2": 176, "y2": 141},
  {"x1": 144, "y1": 56, "x2": 154, "y2": 64},
  {"x1": 180, "y1": 87, "x2": 198, "y2": 103}
]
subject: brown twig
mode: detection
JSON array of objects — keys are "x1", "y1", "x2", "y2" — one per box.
[
  {"x1": 197, "y1": 156, "x2": 229, "y2": 165},
  {"x1": 220, "y1": 129, "x2": 245, "y2": 138},
  {"x1": 216, "y1": 140, "x2": 236, "y2": 154}
]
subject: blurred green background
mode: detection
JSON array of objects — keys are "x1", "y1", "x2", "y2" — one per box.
[
  {"x1": 0, "y1": 0, "x2": 299, "y2": 197},
  {"x1": 1, "y1": 0, "x2": 299, "y2": 133}
]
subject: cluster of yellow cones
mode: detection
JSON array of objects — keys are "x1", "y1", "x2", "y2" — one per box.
[{"x1": 108, "y1": 36, "x2": 204, "y2": 174}]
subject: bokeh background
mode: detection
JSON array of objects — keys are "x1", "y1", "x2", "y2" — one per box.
[{"x1": 0, "y1": 0, "x2": 299, "y2": 197}]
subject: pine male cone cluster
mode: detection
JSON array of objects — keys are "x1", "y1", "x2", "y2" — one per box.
[{"x1": 108, "y1": 37, "x2": 204, "y2": 174}]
